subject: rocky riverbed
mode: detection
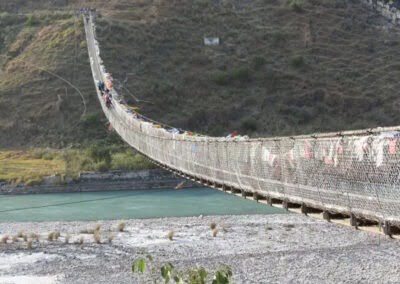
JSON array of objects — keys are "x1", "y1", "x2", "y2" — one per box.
[{"x1": 0, "y1": 214, "x2": 399, "y2": 283}]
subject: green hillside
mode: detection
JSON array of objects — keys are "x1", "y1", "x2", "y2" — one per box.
[{"x1": 1, "y1": 0, "x2": 400, "y2": 148}]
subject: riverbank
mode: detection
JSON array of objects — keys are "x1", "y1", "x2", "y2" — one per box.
[
  {"x1": 0, "y1": 214, "x2": 399, "y2": 283},
  {"x1": 0, "y1": 169, "x2": 196, "y2": 195}
]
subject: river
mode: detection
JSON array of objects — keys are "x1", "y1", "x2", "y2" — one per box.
[{"x1": 0, "y1": 187, "x2": 285, "y2": 222}]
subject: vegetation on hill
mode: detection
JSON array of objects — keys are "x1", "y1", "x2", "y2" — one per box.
[
  {"x1": 0, "y1": 142, "x2": 154, "y2": 185},
  {"x1": 1, "y1": 0, "x2": 400, "y2": 147}
]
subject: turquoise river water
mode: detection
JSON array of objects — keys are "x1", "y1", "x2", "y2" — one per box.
[{"x1": 0, "y1": 187, "x2": 285, "y2": 222}]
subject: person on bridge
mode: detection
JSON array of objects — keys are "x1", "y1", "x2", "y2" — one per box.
[
  {"x1": 104, "y1": 94, "x2": 112, "y2": 108},
  {"x1": 97, "y1": 80, "x2": 105, "y2": 93}
]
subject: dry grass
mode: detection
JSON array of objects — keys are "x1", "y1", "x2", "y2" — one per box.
[
  {"x1": 0, "y1": 150, "x2": 65, "y2": 184},
  {"x1": 48, "y1": 231, "x2": 60, "y2": 241},
  {"x1": 167, "y1": 230, "x2": 174, "y2": 241},
  {"x1": 212, "y1": 228, "x2": 218, "y2": 238},
  {"x1": 12, "y1": 235, "x2": 18, "y2": 243},
  {"x1": 1, "y1": 235, "x2": 9, "y2": 244},
  {"x1": 210, "y1": 222, "x2": 217, "y2": 230},
  {"x1": 117, "y1": 221, "x2": 126, "y2": 232},
  {"x1": 94, "y1": 224, "x2": 101, "y2": 232},
  {"x1": 93, "y1": 231, "x2": 101, "y2": 244}
]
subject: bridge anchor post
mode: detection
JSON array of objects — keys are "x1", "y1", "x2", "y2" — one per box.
[
  {"x1": 300, "y1": 203, "x2": 308, "y2": 215},
  {"x1": 253, "y1": 192, "x2": 260, "y2": 202},
  {"x1": 383, "y1": 221, "x2": 392, "y2": 237},
  {"x1": 350, "y1": 214, "x2": 358, "y2": 229},
  {"x1": 282, "y1": 200, "x2": 289, "y2": 211},
  {"x1": 323, "y1": 211, "x2": 331, "y2": 222}
]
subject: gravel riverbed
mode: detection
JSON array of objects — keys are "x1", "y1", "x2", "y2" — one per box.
[{"x1": 0, "y1": 214, "x2": 399, "y2": 283}]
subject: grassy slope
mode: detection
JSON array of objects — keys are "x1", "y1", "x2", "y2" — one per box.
[
  {"x1": 0, "y1": 147, "x2": 154, "y2": 184},
  {"x1": 0, "y1": 10, "x2": 107, "y2": 147},
  {"x1": 97, "y1": 0, "x2": 400, "y2": 137},
  {"x1": 1, "y1": 0, "x2": 400, "y2": 147}
]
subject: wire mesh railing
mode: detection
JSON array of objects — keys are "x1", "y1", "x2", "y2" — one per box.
[{"x1": 84, "y1": 14, "x2": 400, "y2": 225}]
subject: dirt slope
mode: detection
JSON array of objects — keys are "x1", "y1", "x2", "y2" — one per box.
[{"x1": 1, "y1": 0, "x2": 400, "y2": 147}]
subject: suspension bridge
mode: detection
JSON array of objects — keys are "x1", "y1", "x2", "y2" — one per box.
[{"x1": 83, "y1": 14, "x2": 400, "y2": 236}]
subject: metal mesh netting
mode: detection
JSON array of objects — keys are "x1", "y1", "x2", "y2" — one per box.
[{"x1": 84, "y1": 15, "x2": 400, "y2": 223}]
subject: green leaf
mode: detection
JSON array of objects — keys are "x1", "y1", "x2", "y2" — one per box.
[{"x1": 138, "y1": 258, "x2": 146, "y2": 273}]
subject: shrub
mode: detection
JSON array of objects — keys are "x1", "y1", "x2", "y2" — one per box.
[
  {"x1": 231, "y1": 67, "x2": 251, "y2": 82},
  {"x1": 289, "y1": 55, "x2": 305, "y2": 68},
  {"x1": 132, "y1": 257, "x2": 232, "y2": 283},
  {"x1": 240, "y1": 117, "x2": 259, "y2": 132},
  {"x1": 93, "y1": 231, "x2": 101, "y2": 244},
  {"x1": 25, "y1": 14, "x2": 40, "y2": 26},
  {"x1": 87, "y1": 144, "x2": 112, "y2": 167},
  {"x1": 287, "y1": 0, "x2": 303, "y2": 12},
  {"x1": 211, "y1": 71, "x2": 230, "y2": 86},
  {"x1": 81, "y1": 113, "x2": 101, "y2": 126},
  {"x1": 48, "y1": 232, "x2": 55, "y2": 241},
  {"x1": 212, "y1": 228, "x2": 218, "y2": 237},
  {"x1": 210, "y1": 222, "x2": 217, "y2": 230},
  {"x1": 167, "y1": 230, "x2": 174, "y2": 241},
  {"x1": 117, "y1": 221, "x2": 126, "y2": 232}
]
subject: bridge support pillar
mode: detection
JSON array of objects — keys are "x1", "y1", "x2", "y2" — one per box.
[
  {"x1": 253, "y1": 192, "x2": 260, "y2": 202},
  {"x1": 323, "y1": 211, "x2": 331, "y2": 222},
  {"x1": 282, "y1": 200, "x2": 289, "y2": 211},
  {"x1": 383, "y1": 221, "x2": 392, "y2": 237},
  {"x1": 300, "y1": 203, "x2": 308, "y2": 215},
  {"x1": 350, "y1": 214, "x2": 358, "y2": 229}
]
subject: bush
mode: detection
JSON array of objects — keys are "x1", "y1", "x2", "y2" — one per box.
[
  {"x1": 117, "y1": 221, "x2": 126, "y2": 232},
  {"x1": 211, "y1": 71, "x2": 230, "y2": 86},
  {"x1": 287, "y1": 0, "x2": 304, "y2": 12},
  {"x1": 25, "y1": 15, "x2": 40, "y2": 26},
  {"x1": 240, "y1": 117, "x2": 259, "y2": 132},
  {"x1": 111, "y1": 151, "x2": 152, "y2": 171},
  {"x1": 289, "y1": 55, "x2": 305, "y2": 68},
  {"x1": 231, "y1": 67, "x2": 251, "y2": 82},
  {"x1": 81, "y1": 113, "x2": 101, "y2": 126}
]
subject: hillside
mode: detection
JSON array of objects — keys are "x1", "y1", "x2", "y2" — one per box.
[{"x1": 1, "y1": 0, "x2": 400, "y2": 148}]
